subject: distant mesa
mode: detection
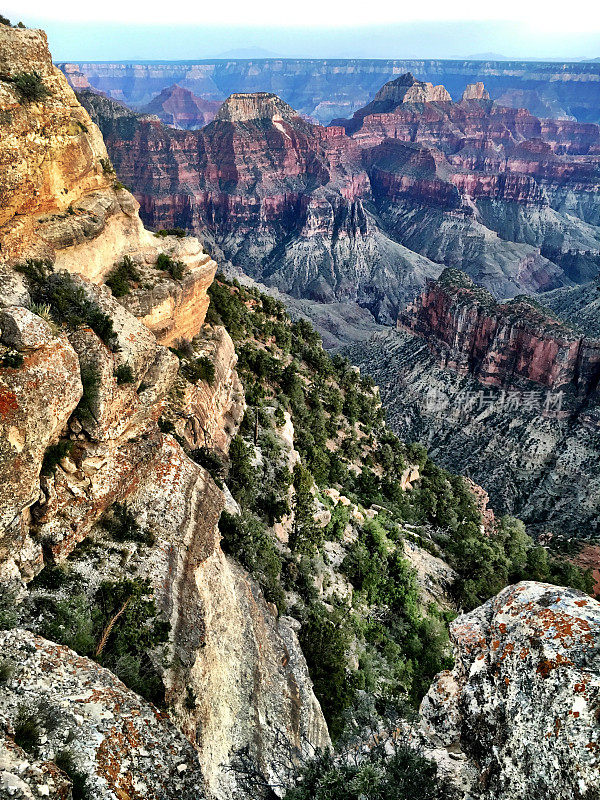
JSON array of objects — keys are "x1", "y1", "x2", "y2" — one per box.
[
  {"x1": 461, "y1": 81, "x2": 490, "y2": 101},
  {"x1": 373, "y1": 72, "x2": 452, "y2": 106},
  {"x1": 215, "y1": 92, "x2": 300, "y2": 123}
]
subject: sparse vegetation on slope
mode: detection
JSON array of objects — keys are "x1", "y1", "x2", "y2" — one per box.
[{"x1": 207, "y1": 275, "x2": 594, "y2": 744}]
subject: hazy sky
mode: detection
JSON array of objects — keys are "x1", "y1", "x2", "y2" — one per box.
[{"x1": 8, "y1": 1, "x2": 600, "y2": 60}]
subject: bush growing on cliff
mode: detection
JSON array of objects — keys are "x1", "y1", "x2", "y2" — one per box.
[
  {"x1": 154, "y1": 228, "x2": 187, "y2": 238},
  {"x1": 41, "y1": 440, "x2": 73, "y2": 476},
  {"x1": 12, "y1": 71, "x2": 50, "y2": 103},
  {"x1": 156, "y1": 252, "x2": 186, "y2": 280},
  {"x1": 284, "y1": 740, "x2": 447, "y2": 800},
  {"x1": 34, "y1": 577, "x2": 169, "y2": 705},
  {"x1": 105, "y1": 255, "x2": 140, "y2": 297},
  {"x1": 115, "y1": 364, "x2": 135, "y2": 384},
  {"x1": 17, "y1": 267, "x2": 117, "y2": 349},
  {"x1": 0, "y1": 350, "x2": 24, "y2": 368}
]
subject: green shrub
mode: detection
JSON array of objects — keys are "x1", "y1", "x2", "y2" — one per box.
[
  {"x1": 219, "y1": 511, "x2": 285, "y2": 611},
  {"x1": 76, "y1": 364, "x2": 101, "y2": 422},
  {"x1": 284, "y1": 741, "x2": 447, "y2": 800},
  {"x1": 13, "y1": 71, "x2": 50, "y2": 103},
  {"x1": 99, "y1": 157, "x2": 114, "y2": 175},
  {"x1": 0, "y1": 584, "x2": 18, "y2": 630},
  {"x1": 156, "y1": 252, "x2": 186, "y2": 280},
  {"x1": 13, "y1": 706, "x2": 42, "y2": 753},
  {"x1": 15, "y1": 258, "x2": 53, "y2": 284},
  {"x1": 181, "y1": 355, "x2": 215, "y2": 385},
  {"x1": 154, "y1": 228, "x2": 186, "y2": 238},
  {"x1": 296, "y1": 603, "x2": 356, "y2": 740},
  {"x1": 0, "y1": 350, "x2": 24, "y2": 368},
  {"x1": 190, "y1": 447, "x2": 225, "y2": 486},
  {"x1": 115, "y1": 364, "x2": 135, "y2": 384},
  {"x1": 18, "y1": 270, "x2": 116, "y2": 349},
  {"x1": 100, "y1": 503, "x2": 153, "y2": 545},
  {"x1": 54, "y1": 750, "x2": 89, "y2": 800},
  {"x1": 41, "y1": 440, "x2": 72, "y2": 476},
  {"x1": 105, "y1": 255, "x2": 140, "y2": 297}
]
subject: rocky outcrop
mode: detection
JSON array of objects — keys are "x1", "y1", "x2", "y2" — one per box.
[
  {"x1": 141, "y1": 84, "x2": 220, "y2": 129},
  {"x1": 461, "y1": 82, "x2": 490, "y2": 101},
  {"x1": 0, "y1": 29, "x2": 217, "y2": 336},
  {"x1": 59, "y1": 58, "x2": 600, "y2": 125},
  {"x1": 421, "y1": 582, "x2": 600, "y2": 799},
  {"x1": 178, "y1": 325, "x2": 245, "y2": 457},
  {"x1": 398, "y1": 269, "x2": 600, "y2": 395},
  {"x1": 0, "y1": 628, "x2": 206, "y2": 800},
  {"x1": 215, "y1": 92, "x2": 299, "y2": 123},
  {"x1": 0, "y1": 308, "x2": 82, "y2": 580}
]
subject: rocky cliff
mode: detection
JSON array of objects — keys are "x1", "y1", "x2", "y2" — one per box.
[
  {"x1": 59, "y1": 58, "x2": 600, "y2": 125},
  {"x1": 79, "y1": 74, "x2": 600, "y2": 319},
  {"x1": 398, "y1": 268, "x2": 600, "y2": 396},
  {"x1": 0, "y1": 25, "x2": 330, "y2": 799},
  {"x1": 344, "y1": 272, "x2": 600, "y2": 536}
]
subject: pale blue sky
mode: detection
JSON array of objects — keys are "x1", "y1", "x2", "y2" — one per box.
[{"x1": 7, "y1": 3, "x2": 600, "y2": 60}]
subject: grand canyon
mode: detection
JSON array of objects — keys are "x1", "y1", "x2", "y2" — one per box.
[{"x1": 0, "y1": 15, "x2": 599, "y2": 800}]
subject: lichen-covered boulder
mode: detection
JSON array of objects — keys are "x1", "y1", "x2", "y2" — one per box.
[
  {"x1": 0, "y1": 628, "x2": 205, "y2": 800},
  {"x1": 420, "y1": 581, "x2": 600, "y2": 799}
]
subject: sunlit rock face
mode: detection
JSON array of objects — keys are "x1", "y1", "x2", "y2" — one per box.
[{"x1": 420, "y1": 582, "x2": 600, "y2": 800}]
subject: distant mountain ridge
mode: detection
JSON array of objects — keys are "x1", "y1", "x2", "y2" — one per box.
[{"x1": 60, "y1": 57, "x2": 600, "y2": 124}]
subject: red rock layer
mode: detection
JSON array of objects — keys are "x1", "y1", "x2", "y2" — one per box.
[{"x1": 398, "y1": 270, "x2": 600, "y2": 395}]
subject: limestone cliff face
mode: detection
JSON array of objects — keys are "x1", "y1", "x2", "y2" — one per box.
[
  {"x1": 420, "y1": 582, "x2": 600, "y2": 799},
  {"x1": 0, "y1": 27, "x2": 218, "y2": 344},
  {"x1": 0, "y1": 25, "x2": 329, "y2": 799}
]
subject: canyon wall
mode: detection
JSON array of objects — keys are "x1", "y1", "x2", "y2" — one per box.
[
  {"x1": 398, "y1": 268, "x2": 600, "y2": 396},
  {"x1": 60, "y1": 58, "x2": 600, "y2": 125},
  {"x1": 78, "y1": 73, "x2": 600, "y2": 321},
  {"x1": 0, "y1": 25, "x2": 329, "y2": 799}
]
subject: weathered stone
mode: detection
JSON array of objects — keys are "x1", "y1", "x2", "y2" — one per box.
[
  {"x1": 0, "y1": 628, "x2": 206, "y2": 800},
  {"x1": 0, "y1": 323, "x2": 81, "y2": 577},
  {"x1": 0, "y1": 306, "x2": 54, "y2": 350},
  {"x1": 420, "y1": 582, "x2": 600, "y2": 799}
]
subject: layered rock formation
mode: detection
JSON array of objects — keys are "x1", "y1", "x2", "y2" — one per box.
[
  {"x1": 141, "y1": 84, "x2": 220, "y2": 129},
  {"x1": 59, "y1": 58, "x2": 600, "y2": 125},
  {"x1": 344, "y1": 272, "x2": 600, "y2": 536},
  {"x1": 79, "y1": 73, "x2": 600, "y2": 319},
  {"x1": 421, "y1": 582, "x2": 600, "y2": 799},
  {"x1": 399, "y1": 269, "x2": 600, "y2": 396}
]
